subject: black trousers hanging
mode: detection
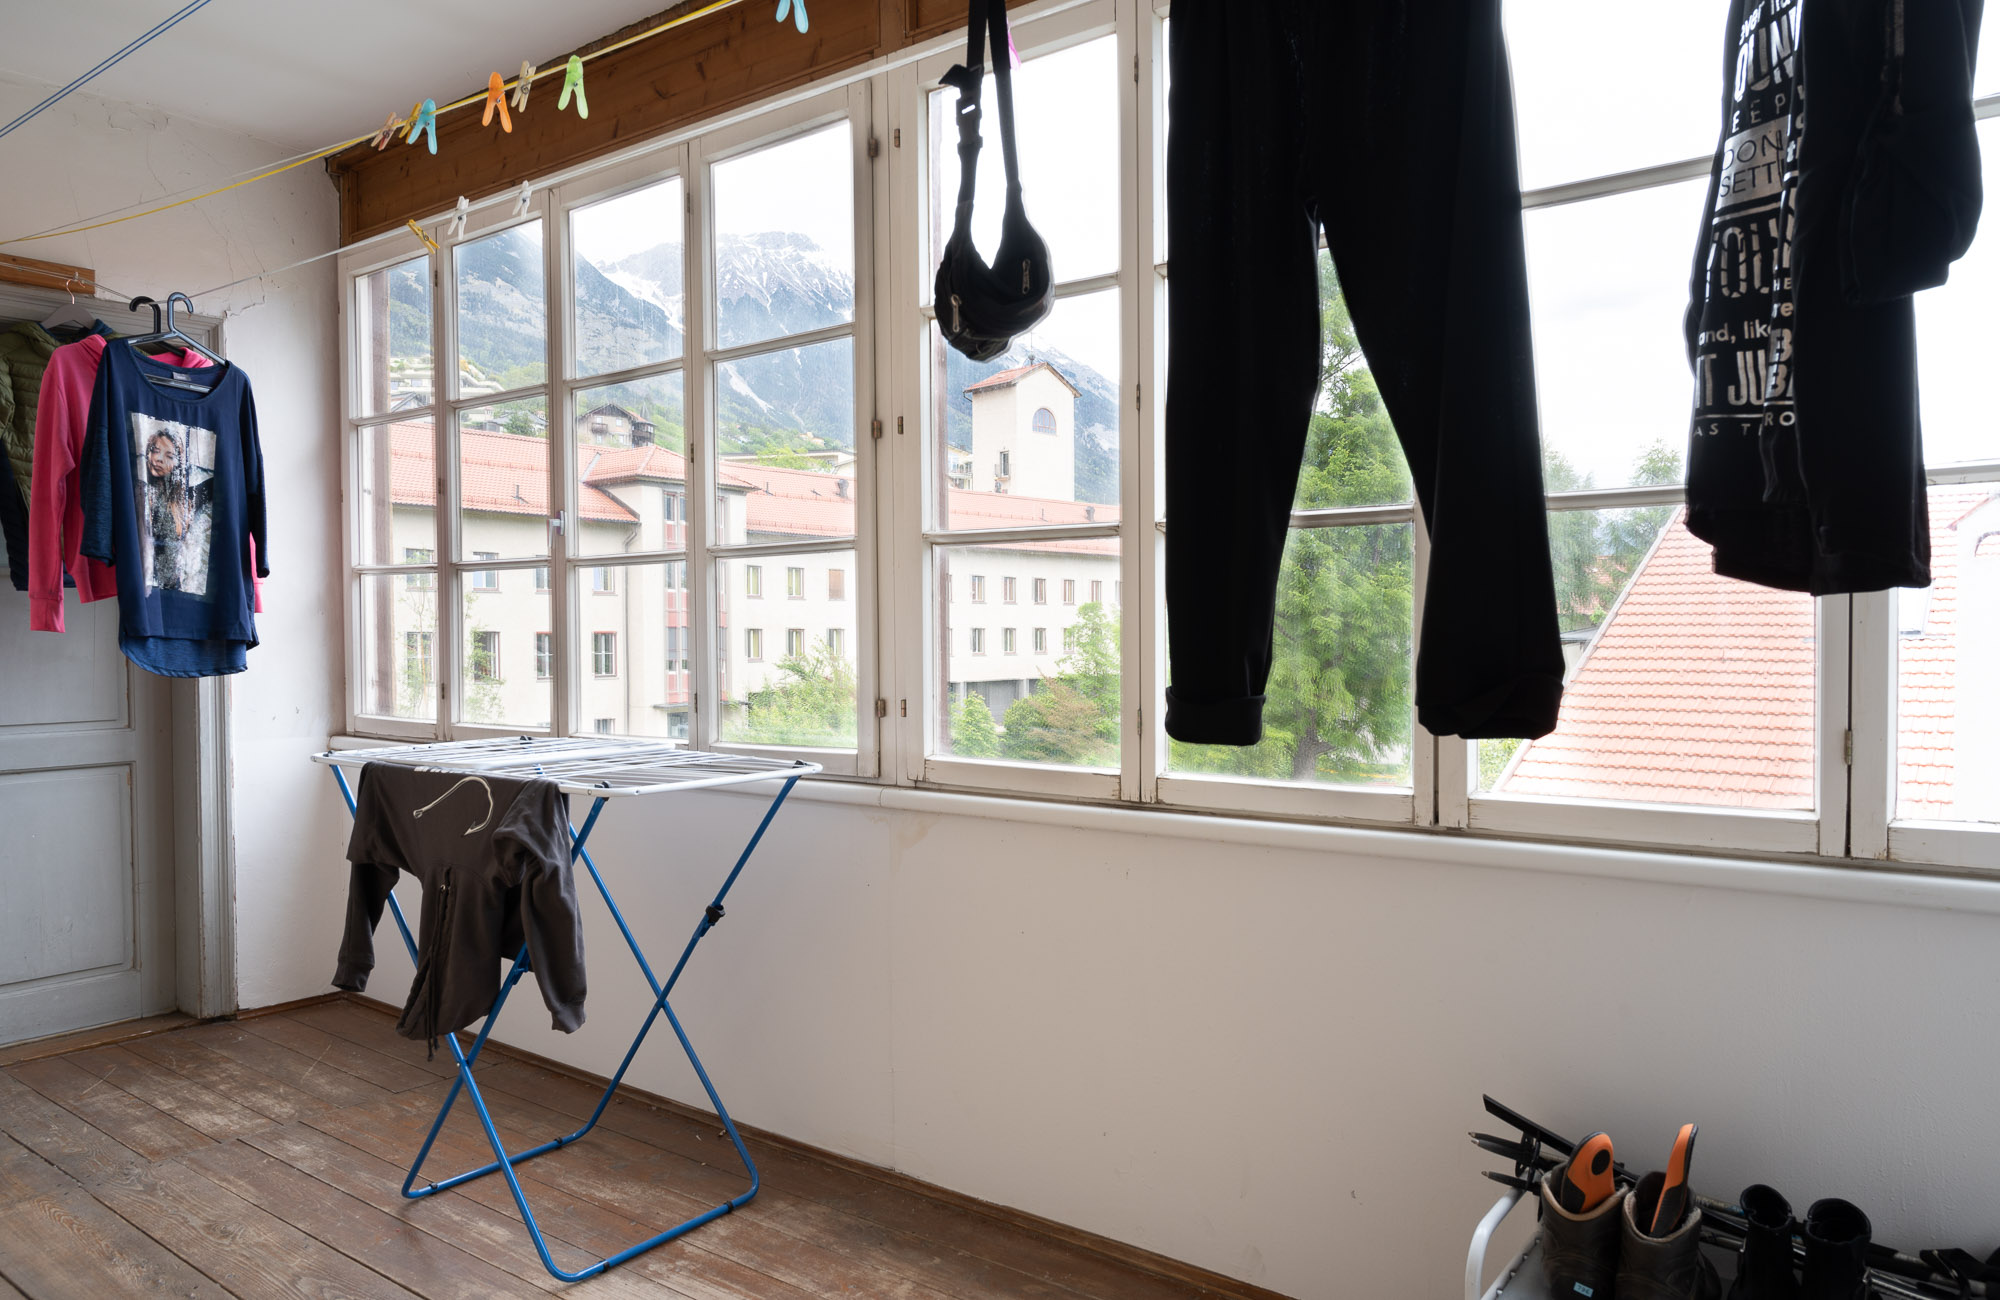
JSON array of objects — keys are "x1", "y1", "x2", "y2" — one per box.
[{"x1": 1163, "y1": 0, "x2": 1565, "y2": 746}]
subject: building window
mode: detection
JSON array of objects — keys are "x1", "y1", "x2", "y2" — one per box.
[
  {"x1": 405, "y1": 548, "x2": 434, "y2": 589},
  {"x1": 1002, "y1": 628, "x2": 1017, "y2": 654},
  {"x1": 593, "y1": 632, "x2": 617, "y2": 677},
  {"x1": 665, "y1": 625, "x2": 687, "y2": 672},
  {"x1": 666, "y1": 710, "x2": 690, "y2": 741},
  {"x1": 746, "y1": 565, "x2": 764, "y2": 598},
  {"x1": 971, "y1": 575, "x2": 987, "y2": 603},
  {"x1": 1033, "y1": 578, "x2": 1047, "y2": 605},
  {"x1": 535, "y1": 632, "x2": 552, "y2": 679},
  {"x1": 1032, "y1": 407, "x2": 1057, "y2": 434},
  {"x1": 1033, "y1": 628, "x2": 1048, "y2": 654},
  {"x1": 534, "y1": 566, "x2": 550, "y2": 592},
  {"x1": 827, "y1": 627, "x2": 846, "y2": 656},
  {"x1": 594, "y1": 717, "x2": 616, "y2": 734},
  {"x1": 1089, "y1": 580, "x2": 1103, "y2": 604},
  {"x1": 661, "y1": 489, "x2": 682, "y2": 522},
  {"x1": 787, "y1": 566, "x2": 805, "y2": 598},
  {"x1": 471, "y1": 552, "x2": 499, "y2": 591},
  {"x1": 404, "y1": 631, "x2": 433, "y2": 681},
  {"x1": 1062, "y1": 579, "x2": 1077, "y2": 605},
  {"x1": 592, "y1": 566, "x2": 616, "y2": 595},
  {"x1": 470, "y1": 630, "x2": 501, "y2": 683},
  {"x1": 786, "y1": 628, "x2": 805, "y2": 658},
  {"x1": 1003, "y1": 576, "x2": 1017, "y2": 603},
  {"x1": 746, "y1": 628, "x2": 764, "y2": 661},
  {"x1": 828, "y1": 567, "x2": 846, "y2": 601},
  {"x1": 970, "y1": 628, "x2": 986, "y2": 655}
]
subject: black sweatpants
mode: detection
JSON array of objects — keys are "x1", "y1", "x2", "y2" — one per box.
[{"x1": 1163, "y1": 0, "x2": 1565, "y2": 746}]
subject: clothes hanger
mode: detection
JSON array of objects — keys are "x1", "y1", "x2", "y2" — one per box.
[
  {"x1": 40, "y1": 277, "x2": 99, "y2": 333},
  {"x1": 124, "y1": 291, "x2": 225, "y2": 392},
  {"x1": 412, "y1": 775, "x2": 496, "y2": 836}
]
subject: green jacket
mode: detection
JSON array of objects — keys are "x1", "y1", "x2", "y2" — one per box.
[{"x1": 0, "y1": 321, "x2": 66, "y2": 505}]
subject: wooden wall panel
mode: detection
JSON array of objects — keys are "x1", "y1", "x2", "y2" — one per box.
[{"x1": 330, "y1": 0, "x2": 901, "y2": 243}]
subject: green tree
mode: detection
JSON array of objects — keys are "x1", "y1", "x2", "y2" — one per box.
[
  {"x1": 998, "y1": 602, "x2": 1120, "y2": 766},
  {"x1": 949, "y1": 692, "x2": 1001, "y2": 757},
  {"x1": 741, "y1": 642, "x2": 858, "y2": 747}
]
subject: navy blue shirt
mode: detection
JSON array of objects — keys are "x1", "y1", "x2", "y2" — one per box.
[{"x1": 80, "y1": 343, "x2": 267, "y2": 676}]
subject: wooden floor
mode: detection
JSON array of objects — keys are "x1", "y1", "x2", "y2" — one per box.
[{"x1": 0, "y1": 999, "x2": 1268, "y2": 1300}]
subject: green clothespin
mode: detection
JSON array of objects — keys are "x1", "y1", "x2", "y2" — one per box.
[
  {"x1": 776, "y1": 0, "x2": 808, "y2": 33},
  {"x1": 406, "y1": 98, "x2": 438, "y2": 154},
  {"x1": 558, "y1": 56, "x2": 588, "y2": 118}
]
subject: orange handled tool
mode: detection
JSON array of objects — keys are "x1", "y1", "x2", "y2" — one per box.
[
  {"x1": 1650, "y1": 1124, "x2": 1698, "y2": 1235},
  {"x1": 1556, "y1": 1131, "x2": 1617, "y2": 1214}
]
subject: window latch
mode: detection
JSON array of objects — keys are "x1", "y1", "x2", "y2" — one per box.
[{"x1": 550, "y1": 510, "x2": 569, "y2": 536}]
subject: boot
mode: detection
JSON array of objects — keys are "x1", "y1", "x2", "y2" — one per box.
[
  {"x1": 1800, "y1": 1200, "x2": 1871, "y2": 1300},
  {"x1": 1618, "y1": 1171, "x2": 1722, "y2": 1300},
  {"x1": 1539, "y1": 1165, "x2": 1626, "y2": 1299},
  {"x1": 1726, "y1": 1185, "x2": 1801, "y2": 1300}
]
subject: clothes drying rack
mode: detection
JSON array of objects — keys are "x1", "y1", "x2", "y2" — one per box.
[{"x1": 313, "y1": 736, "x2": 819, "y2": 1283}]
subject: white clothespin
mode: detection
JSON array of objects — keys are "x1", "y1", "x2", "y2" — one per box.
[
  {"x1": 513, "y1": 179, "x2": 534, "y2": 217},
  {"x1": 511, "y1": 60, "x2": 537, "y2": 112},
  {"x1": 448, "y1": 195, "x2": 471, "y2": 241}
]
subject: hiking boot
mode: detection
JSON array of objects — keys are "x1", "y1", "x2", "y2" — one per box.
[
  {"x1": 1800, "y1": 1200, "x2": 1871, "y2": 1300},
  {"x1": 1726, "y1": 1185, "x2": 1801, "y2": 1300},
  {"x1": 1539, "y1": 1165, "x2": 1626, "y2": 1300},
  {"x1": 1618, "y1": 1171, "x2": 1721, "y2": 1300}
]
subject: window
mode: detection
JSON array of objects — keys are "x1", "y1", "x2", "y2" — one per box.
[
  {"x1": 828, "y1": 627, "x2": 845, "y2": 656},
  {"x1": 1003, "y1": 628, "x2": 1017, "y2": 654},
  {"x1": 591, "y1": 566, "x2": 616, "y2": 595},
  {"x1": 746, "y1": 565, "x2": 763, "y2": 598},
  {"x1": 592, "y1": 632, "x2": 617, "y2": 677},
  {"x1": 404, "y1": 631, "x2": 433, "y2": 682},
  {"x1": 661, "y1": 490, "x2": 682, "y2": 523},
  {"x1": 786, "y1": 628, "x2": 805, "y2": 658},
  {"x1": 1033, "y1": 578, "x2": 1048, "y2": 605},
  {"x1": 1033, "y1": 407, "x2": 1057, "y2": 434},
  {"x1": 471, "y1": 552, "x2": 499, "y2": 591},
  {"x1": 1033, "y1": 628, "x2": 1048, "y2": 654},
  {"x1": 829, "y1": 568, "x2": 847, "y2": 601},
  {"x1": 1003, "y1": 577, "x2": 1017, "y2": 603},
  {"x1": 535, "y1": 632, "x2": 552, "y2": 679},
  {"x1": 1062, "y1": 579, "x2": 1077, "y2": 606},
  {"x1": 746, "y1": 629, "x2": 764, "y2": 662},
  {"x1": 970, "y1": 628, "x2": 986, "y2": 655},
  {"x1": 470, "y1": 631, "x2": 501, "y2": 684},
  {"x1": 970, "y1": 575, "x2": 987, "y2": 603},
  {"x1": 665, "y1": 625, "x2": 688, "y2": 673},
  {"x1": 1089, "y1": 580, "x2": 1102, "y2": 604},
  {"x1": 405, "y1": 548, "x2": 434, "y2": 589},
  {"x1": 534, "y1": 566, "x2": 549, "y2": 592},
  {"x1": 594, "y1": 717, "x2": 616, "y2": 734},
  {"x1": 787, "y1": 566, "x2": 805, "y2": 598}
]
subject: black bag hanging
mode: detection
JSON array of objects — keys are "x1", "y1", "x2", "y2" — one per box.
[{"x1": 934, "y1": 0, "x2": 1054, "y2": 362}]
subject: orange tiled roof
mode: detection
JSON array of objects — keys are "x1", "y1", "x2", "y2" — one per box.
[
  {"x1": 1893, "y1": 485, "x2": 1994, "y2": 819},
  {"x1": 945, "y1": 489, "x2": 1119, "y2": 554},
  {"x1": 391, "y1": 423, "x2": 637, "y2": 524},
  {"x1": 963, "y1": 361, "x2": 1082, "y2": 398}
]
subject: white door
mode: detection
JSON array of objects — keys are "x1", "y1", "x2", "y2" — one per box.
[{"x1": 0, "y1": 303, "x2": 177, "y2": 1046}]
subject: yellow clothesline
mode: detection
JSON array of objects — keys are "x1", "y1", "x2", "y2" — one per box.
[{"x1": 0, "y1": 0, "x2": 751, "y2": 249}]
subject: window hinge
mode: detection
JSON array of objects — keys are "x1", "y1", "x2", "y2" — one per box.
[
  {"x1": 871, "y1": 417, "x2": 883, "y2": 440},
  {"x1": 439, "y1": 680, "x2": 448, "y2": 700},
  {"x1": 1135, "y1": 382, "x2": 1141, "y2": 410},
  {"x1": 1136, "y1": 707, "x2": 1143, "y2": 735},
  {"x1": 893, "y1": 128, "x2": 902, "y2": 148},
  {"x1": 1133, "y1": 53, "x2": 1139, "y2": 83},
  {"x1": 896, "y1": 416, "x2": 904, "y2": 436},
  {"x1": 899, "y1": 699, "x2": 908, "y2": 718},
  {"x1": 868, "y1": 136, "x2": 880, "y2": 159},
  {"x1": 875, "y1": 698, "x2": 888, "y2": 719},
  {"x1": 1843, "y1": 729, "x2": 1854, "y2": 766}
]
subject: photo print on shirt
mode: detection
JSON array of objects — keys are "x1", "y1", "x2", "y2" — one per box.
[{"x1": 131, "y1": 413, "x2": 218, "y2": 597}]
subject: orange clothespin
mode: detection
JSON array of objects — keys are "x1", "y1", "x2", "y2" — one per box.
[
  {"x1": 483, "y1": 71, "x2": 513, "y2": 133},
  {"x1": 511, "y1": 60, "x2": 537, "y2": 112},
  {"x1": 370, "y1": 110, "x2": 403, "y2": 150}
]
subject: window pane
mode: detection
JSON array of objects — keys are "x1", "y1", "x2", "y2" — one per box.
[
  {"x1": 937, "y1": 541, "x2": 1120, "y2": 769},
  {"x1": 1897, "y1": 483, "x2": 2000, "y2": 823},
  {"x1": 458, "y1": 579, "x2": 550, "y2": 729},
  {"x1": 356, "y1": 572, "x2": 438, "y2": 721},
  {"x1": 935, "y1": 289, "x2": 1120, "y2": 527},
  {"x1": 574, "y1": 373, "x2": 687, "y2": 556},
  {"x1": 712, "y1": 123, "x2": 854, "y2": 352},
  {"x1": 571, "y1": 176, "x2": 684, "y2": 377},
  {"x1": 1170, "y1": 524, "x2": 1414, "y2": 786},
  {"x1": 356, "y1": 416, "x2": 434, "y2": 567},
  {"x1": 1505, "y1": 1, "x2": 1723, "y2": 190},
  {"x1": 458, "y1": 398, "x2": 554, "y2": 560},
  {"x1": 354, "y1": 256, "x2": 431, "y2": 417},
  {"x1": 716, "y1": 549, "x2": 858, "y2": 749},
  {"x1": 928, "y1": 34, "x2": 1121, "y2": 282},
  {"x1": 1917, "y1": 119, "x2": 2000, "y2": 469},
  {"x1": 455, "y1": 220, "x2": 546, "y2": 391},
  {"x1": 1524, "y1": 179, "x2": 1707, "y2": 493},
  {"x1": 1480, "y1": 506, "x2": 1815, "y2": 810},
  {"x1": 575, "y1": 560, "x2": 693, "y2": 739},
  {"x1": 716, "y1": 338, "x2": 856, "y2": 539}
]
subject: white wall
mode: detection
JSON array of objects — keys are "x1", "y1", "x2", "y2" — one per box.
[{"x1": 0, "y1": 74, "x2": 345, "y2": 1015}]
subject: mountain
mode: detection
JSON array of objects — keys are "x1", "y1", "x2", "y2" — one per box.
[{"x1": 394, "y1": 227, "x2": 1118, "y2": 502}]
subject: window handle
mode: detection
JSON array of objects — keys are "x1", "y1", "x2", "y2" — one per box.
[{"x1": 550, "y1": 510, "x2": 570, "y2": 536}]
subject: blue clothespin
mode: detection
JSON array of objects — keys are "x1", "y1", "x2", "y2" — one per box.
[
  {"x1": 776, "y1": 0, "x2": 808, "y2": 34},
  {"x1": 406, "y1": 98, "x2": 438, "y2": 154},
  {"x1": 558, "y1": 56, "x2": 588, "y2": 118}
]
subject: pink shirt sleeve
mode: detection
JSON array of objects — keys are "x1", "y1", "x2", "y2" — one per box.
[{"x1": 27, "y1": 348, "x2": 84, "y2": 632}]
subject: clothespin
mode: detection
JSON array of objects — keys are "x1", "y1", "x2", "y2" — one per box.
[
  {"x1": 405, "y1": 98, "x2": 438, "y2": 154},
  {"x1": 370, "y1": 110, "x2": 403, "y2": 150},
  {"x1": 448, "y1": 196, "x2": 471, "y2": 240},
  {"x1": 406, "y1": 219, "x2": 439, "y2": 255},
  {"x1": 558, "y1": 55, "x2": 588, "y2": 118},
  {"x1": 511, "y1": 61, "x2": 537, "y2": 112},
  {"x1": 482, "y1": 71, "x2": 513, "y2": 133},
  {"x1": 513, "y1": 179, "x2": 534, "y2": 217},
  {"x1": 776, "y1": 0, "x2": 809, "y2": 34}
]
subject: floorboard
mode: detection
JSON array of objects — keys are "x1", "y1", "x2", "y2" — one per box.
[{"x1": 0, "y1": 1001, "x2": 1287, "y2": 1300}]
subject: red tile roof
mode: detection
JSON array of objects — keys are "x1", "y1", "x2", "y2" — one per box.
[
  {"x1": 1892, "y1": 486, "x2": 1994, "y2": 819},
  {"x1": 391, "y1": 423, "x2": 636, "y2": 524},
  {"x1": 945, "y1": 489, "x2": 1120, "y2": 554},
  {"x1": 963, "y1": 361, "x2": 1082, "y2": 398}
]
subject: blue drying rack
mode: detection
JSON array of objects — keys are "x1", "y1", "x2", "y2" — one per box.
[{"x1": 314, "y1": 736, "x2": 818, "y2": 1282}]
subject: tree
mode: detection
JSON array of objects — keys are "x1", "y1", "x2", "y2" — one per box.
[
  {"x1": 740, "y1": 642, "x2": 858, "y2": 747},
  {"x1": 949, "y1": 692, "x2": 1001, "y2": 757},
  {"x1": 998, "y1": 602, "x2": 1120, "y2": 766}
]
